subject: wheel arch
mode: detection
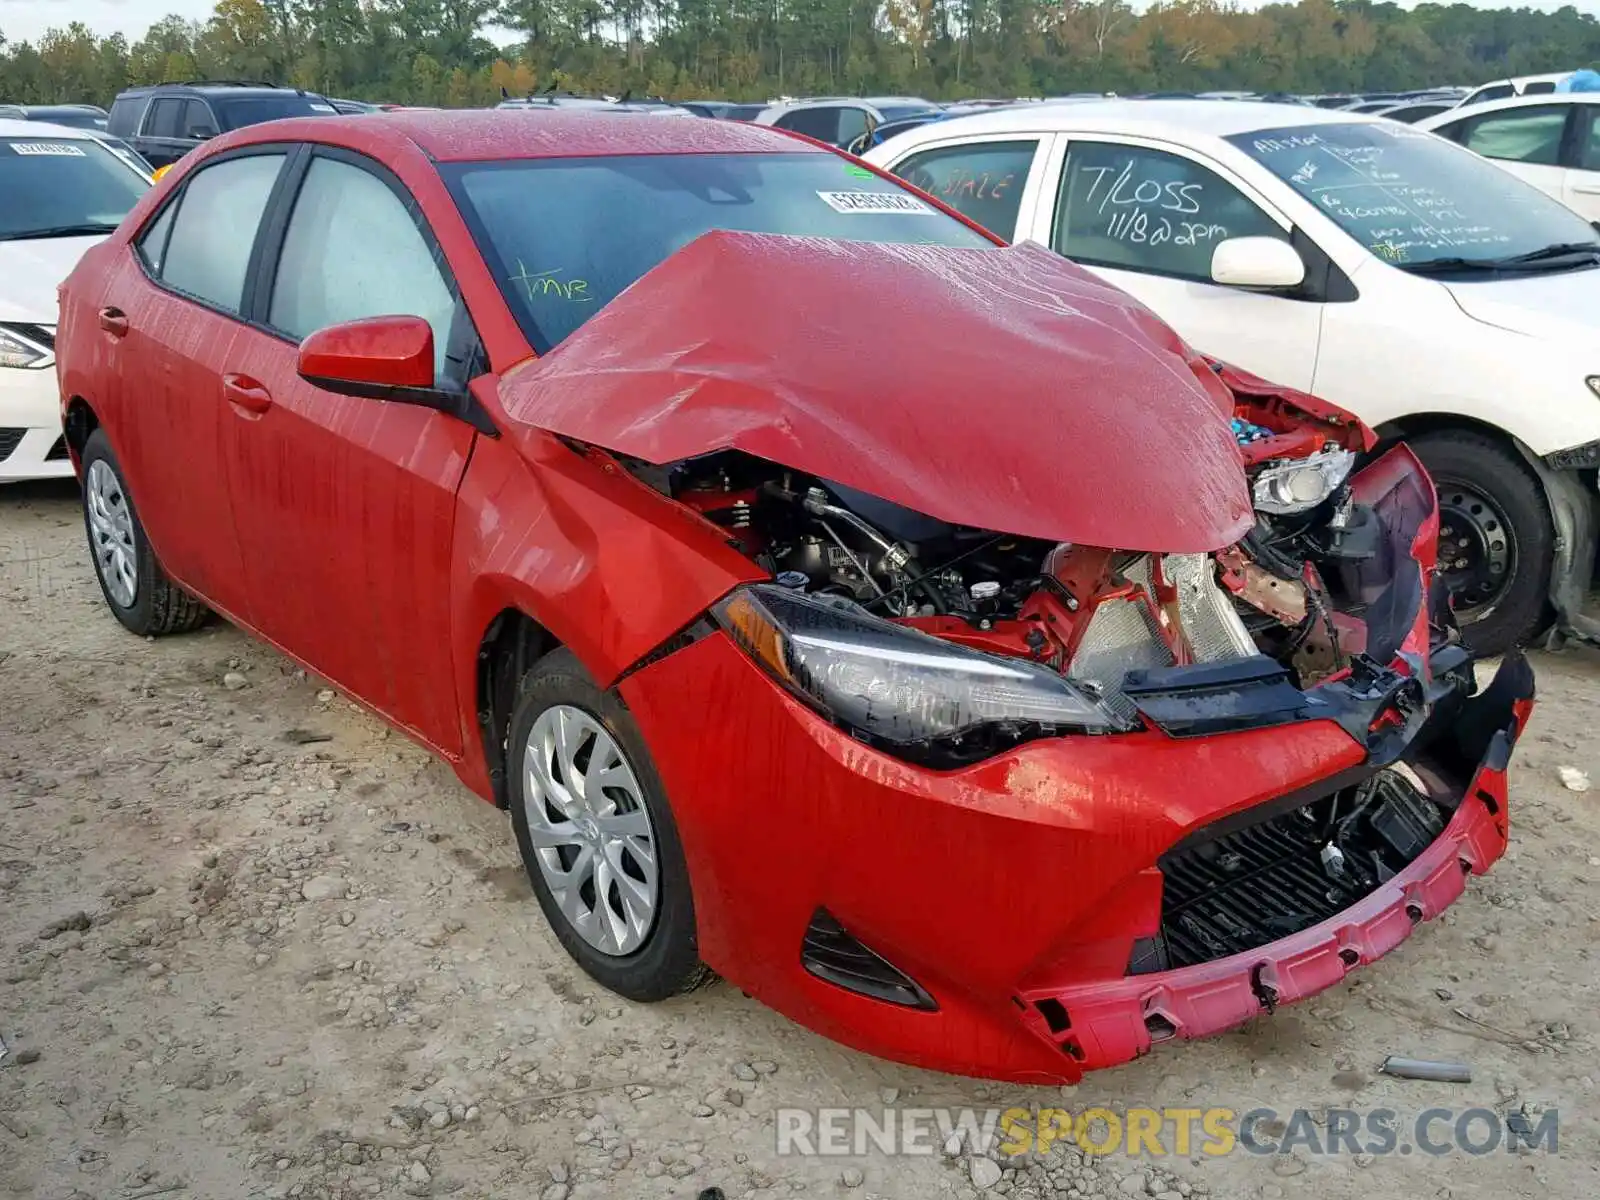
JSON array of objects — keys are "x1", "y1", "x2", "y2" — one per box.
[
  {"x1": 63, "y1": 395, "x2": 100, "y2": 458},
  {"x1": 1376, "y1": 411, "x2": 1595, "y2": 648},
  {"x1": 475, "y1": 606, "x2": 562, "y2": 809}
]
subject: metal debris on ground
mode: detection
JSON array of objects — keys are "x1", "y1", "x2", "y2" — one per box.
[{"x1": 1379, "y1": 1055, "x2": 1473, "y2": 1083}]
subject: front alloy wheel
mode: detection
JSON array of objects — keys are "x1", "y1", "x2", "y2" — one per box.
[
  {"x1": 522, "y1": 704, "x2": 660, "y2": 956},
  {"x1": 506, "y1": 648, "x2": 709, "y2": 1002}
]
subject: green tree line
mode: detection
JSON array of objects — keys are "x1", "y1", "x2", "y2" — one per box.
[{"x1": 0, "y1": 0, "x2": 1594, "y2": 108}]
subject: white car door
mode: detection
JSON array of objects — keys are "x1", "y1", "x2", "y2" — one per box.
[
  {"x1": 880, "y1": 132, "x2": 1058, "y2": 243},
  {"x1": 1433, "y1": 103, "x2": 1572, "y2": 208},
  {"x1": 1562, "y1": 104, "x2": 1600, "y2": 221},
  {"x1": 1021, "y1": 134, "x2": 1324, "y2": 391}
]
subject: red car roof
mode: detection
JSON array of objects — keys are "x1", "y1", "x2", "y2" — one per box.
[{"x1": 266, "y1": 110, "x2": 820, "y2": 162}]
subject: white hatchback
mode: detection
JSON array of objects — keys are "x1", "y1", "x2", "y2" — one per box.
[
  {"x1": 865, "y1": 100, "x2": 1600, "y2": 653},
  {"x1": 1, "y1": 118, "x2": 150, "y2": 483}
]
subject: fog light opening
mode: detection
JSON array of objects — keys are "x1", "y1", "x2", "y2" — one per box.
[{"x1": 1144, "y1": 1012, "x2": 1178, "y2": 1042}]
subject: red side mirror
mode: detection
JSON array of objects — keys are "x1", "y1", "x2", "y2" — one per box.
[{"x1": 298, "y1": 315, "x2": 435, "y2": 395}]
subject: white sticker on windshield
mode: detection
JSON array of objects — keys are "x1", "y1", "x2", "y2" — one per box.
[
  {"x1": 816, "y1": 190, "x2": 935, "y2": 215},
  {"x1": 11, "y1": 142, "x2": 86, "y2": 157},
  {"x1": 309, "y1": 104, "x2": 337, "y2": 113}
]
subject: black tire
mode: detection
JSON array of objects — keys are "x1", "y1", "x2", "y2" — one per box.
[
  {"x1": 1409, "y1": 429, "x2": 1551, "y2": 657},
  {"x1": 80, "y1": 429, "x2": 209, "y2": 637},
  {"x1": 507, "y1": 648, "x2": 711, "y2": 1002}
]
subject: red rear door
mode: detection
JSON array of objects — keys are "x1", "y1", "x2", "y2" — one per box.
[{"x1": 98, "y1": 147, "x2": 291, "y2": 620}]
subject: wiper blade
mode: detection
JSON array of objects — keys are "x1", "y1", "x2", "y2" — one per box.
[
  {"x1": 1396, "y1": 256, "x2": 1496, "y2": 276},
  {"x1": 0, "y1": 223, "x2": 118, "y2": 242},
  {"x1": 1497, "y1": 241, "x2": 1600, "y2": 265},
  {"x1": 1397, "y1": 243, "x2": 1600, "y2": 276}
]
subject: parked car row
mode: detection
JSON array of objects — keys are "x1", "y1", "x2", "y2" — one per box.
[
  {"x1": 12, "y1": 86, "x2": 1600, "y2": 649},
  {"x1": 35, "y1": 107, "x2": 1532, "y2": 1084}
]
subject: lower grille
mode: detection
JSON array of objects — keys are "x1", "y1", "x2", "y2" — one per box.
[
  {"x1": 44, "y1": 435, "x2": 69, "y2": 461},
  {"x1": 1132, "y1": 768, "x2": 1445, "y2": 973},
  {"x1": 0, "y1": 428, "x2": 25, "y2": 463},
  {"x1": 801, "y1": 908, "x2": 937, "y2": 1010}
]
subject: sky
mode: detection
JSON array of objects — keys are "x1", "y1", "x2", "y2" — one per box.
[{"x1": 3, "y1": 0, "x2": 1600, "y2": 47}]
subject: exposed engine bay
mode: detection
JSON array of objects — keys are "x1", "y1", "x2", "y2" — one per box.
[
  {"x1": 607, "y1": 378, "x2": 1496, "y2": 977},
  {"x1": 626, "y1": 385, "x2": 1396, "y2": 707}
]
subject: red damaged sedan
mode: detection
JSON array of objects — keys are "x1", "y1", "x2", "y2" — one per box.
[{"x1": 55, "y1": 111, "x2": 1534, "y2": 1082}]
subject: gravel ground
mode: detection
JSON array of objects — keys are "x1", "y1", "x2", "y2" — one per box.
[{"x1": 2, "y1": 478, "x2": 1598, "y2": 1200}]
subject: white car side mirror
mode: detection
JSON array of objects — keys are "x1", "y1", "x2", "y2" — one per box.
[{"x1": 1210, "y1": 237, "x2": 1306, "y2": 290}]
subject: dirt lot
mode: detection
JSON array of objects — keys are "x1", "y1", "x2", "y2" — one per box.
[{"x1": 2, "y1": 478, "x2": 1598, "y2": 1200}]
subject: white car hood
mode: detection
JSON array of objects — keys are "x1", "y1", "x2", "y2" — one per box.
[
  {"x1": 0, "y1": 235, "x2": 106, "y2": 324},
  {"x1": 1443, "y1": 268, "x2": 1600, "y2": 347}
]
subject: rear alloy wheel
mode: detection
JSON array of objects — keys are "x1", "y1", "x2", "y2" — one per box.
[
  {"x1": 1410, "y1": 430, "x2": 1551, "y2": 656},
  {"x1": 507, "y1": 649, "x2": 710, "y2": 1001},
  {"x1": 79, "y1": 429, "x2": 209, "y2": 637}
]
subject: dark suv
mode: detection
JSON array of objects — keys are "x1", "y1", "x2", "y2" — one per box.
[{"x1": 107, "y1": 81, "x2": 336, "y2": 169}]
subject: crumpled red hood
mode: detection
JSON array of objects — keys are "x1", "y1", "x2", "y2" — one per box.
[{"x1": 497, "y1": 232, "x2": 1253, "y2": 552}]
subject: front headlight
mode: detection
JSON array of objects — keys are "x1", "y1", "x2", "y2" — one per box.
[
  {"x1": 712, "y1": 584, "x2": 1135, "y2": 763},
  {"x1": 0, "y1": 327, "x2": 50, "y2": 370},
  {"x1": 1251, "y1": 446, "x2": 1356, "y2": 515}
]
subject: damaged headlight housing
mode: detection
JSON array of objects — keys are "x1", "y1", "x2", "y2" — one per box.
[
  {"x1": 0, "y1": 326, "x2": 51, "y2": 370},
  {"x1": 1252, "y1": 446, "x2": 1356, "y2": 515},
  {"x1": 713, "y1": 584, "x2": 1135, "y2": 762}
]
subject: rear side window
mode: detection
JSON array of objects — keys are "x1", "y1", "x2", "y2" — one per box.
[
  {"x1": 776, "y1": 107, "x2": 841, "y2": 143},
  {"x1": 893, "y1": 140, "x2": 1038, "y2": 239},
  {"x1": 267, "y1": 156, "x2": 456, "y2": 378},
  {"x1": 156, "y1": 153, "x2": 285, "y2": 311},
  {"x1": 136, "y1": 203, "x2": 176, "y2": 273},
  {"x1": 107, "y1": 96, "x2": 146, "y2": 137},
  {"x1": 1580, "y1": 110, "x2": 1600, "y2": 171},
  {"x1": 1523, "y1": 81, "x2": 1557, "y2": 96},
  {"x1": 144, "y1": 98, "x2": 185, "y2": 139},
  {"x1": 1459, "y1": 106, "x2": 1568, "y2": 166}
]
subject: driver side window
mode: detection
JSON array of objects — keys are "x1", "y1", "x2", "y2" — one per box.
[
  {"x1": 1051, "y1": 142, "x2": 1285, "y2": 281},
  {"x1": 183, "y1": 99, "x2": 219, "y2": 139},
  {"x1": 267, "y1": 155, "x2": 458, "y2": 380}
]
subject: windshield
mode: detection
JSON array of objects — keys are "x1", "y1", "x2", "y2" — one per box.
[
  {"x1": 445, "y1": 151, "x2": 993, "y2": 350},
  {"x1": 216, "y1": 95, "x2": 336, "y2": 131},
  {"x1": 1227, "y1": 122, "x2": 1599, "y2": 270},
  {"x1": 0, "y1": 136, "x2": 148, "y2": 239}
]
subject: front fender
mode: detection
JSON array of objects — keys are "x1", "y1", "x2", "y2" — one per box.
[{"x1": 447, "y1": 425, "x2": 762, "y2": 794}]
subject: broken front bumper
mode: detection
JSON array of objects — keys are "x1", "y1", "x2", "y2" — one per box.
[
  {"x1": 1015, "y1": 653, "x2": 1533, "y2": 1070},
  {"x1": 620, "y1": 629, "x2": 1535, "y2": 1084}
]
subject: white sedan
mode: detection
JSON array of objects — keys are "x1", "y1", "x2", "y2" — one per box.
[
  {"x1": 1417, "y1": 93, "x2": 1600, "y2": 221},
  {"x1": 1, "y1": 118, "x2": 150, "y2": 482},
  {"x1": 865, "y1": 100, "x2": 1600, "y2": 653}
]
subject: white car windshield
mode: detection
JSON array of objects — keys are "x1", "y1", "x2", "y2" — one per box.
[
  {"x1": 1227, "y1": 122, "x2": 1600, "y2": 274},
  {"x1": 0, "y1": 135, "x2": 149, "y2": 240}
]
